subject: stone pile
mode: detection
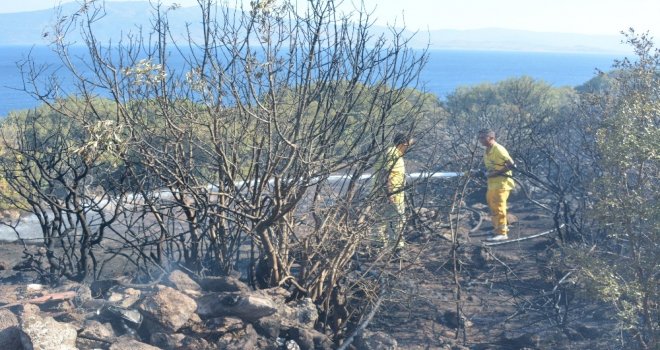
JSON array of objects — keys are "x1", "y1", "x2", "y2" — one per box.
[{"x1": 0, "y1": 269, "x2": 342, "y2": 350}]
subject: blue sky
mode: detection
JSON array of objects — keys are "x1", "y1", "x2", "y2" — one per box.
[{"x1": 1, "y1": 0, "x2": 659, "y2": 36}]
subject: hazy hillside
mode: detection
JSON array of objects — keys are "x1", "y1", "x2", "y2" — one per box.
[
  {"x1": 0, "y1": 1, "x2": 210, "y2": 46},
  {"x1": 0, "y1": 1, "x2": 627, "y2": 53}
]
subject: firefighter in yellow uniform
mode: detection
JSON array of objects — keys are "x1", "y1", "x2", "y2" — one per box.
[
  {"x1": 478, "y1": 129, "x2": 516, "y2": 242},
  {"x1": 373, "y1": 133, "x2": 413, "y2": 249}
]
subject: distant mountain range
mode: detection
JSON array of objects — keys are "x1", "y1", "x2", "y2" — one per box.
[
  {"x1": 0, "y1": 1, "x2": 629, "y2": 54},
  {"x1": 415, "y1": 28, "x2": 627, "y2": 53}
]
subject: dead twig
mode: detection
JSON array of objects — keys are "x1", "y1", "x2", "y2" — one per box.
[{"x1": 0, "y1": 290, "x2": 77, "y2": 309}]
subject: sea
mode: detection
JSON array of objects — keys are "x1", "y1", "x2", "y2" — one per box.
[{"x1": 0, "y1": 45, "x2": 622, "y2": 117}]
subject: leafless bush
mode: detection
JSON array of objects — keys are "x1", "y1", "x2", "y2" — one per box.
[{"x1": 0, "y1": 0, "x2": 432, "y2": 340}]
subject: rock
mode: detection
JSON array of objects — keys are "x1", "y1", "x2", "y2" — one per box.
[
  {"x1": 150, "y1": 332, "x2": 186, "y2": 349},
  {"x1": 281, "y1": 298, "x2": 318, "y2": 329},
  {"x1": 0, "y1": 309, "x2": 22, "y2": 350},
  {"x1": 437, "y1": 334, "x2": 458, "y2": 349},
  {"x1": 26, "y1": 283, "x2": 45, "y2": 294},
  {"x1": 287, "y1": 328, "x2": 333, "y2": 350},
  {"x1": 51, "y1": 282, "x2": 93, "y2": 308},
  {"x1": 253, "y1": 287, "x2": 292, "y2": 305},
  {"x1": 166, "y1": 270, "x2": 202, "y2": 295},
  {"x1": 151, "y1": 331, "x2": 216, "y2": 350},
  {"x1": 196, "y1": 292, "x2": 277, "y2": 321},
  {"x1": 198, "y1": 276, "x2": 250, "y2": 293},
  {"x1": 77, "y1": 320, "x2": 116, "y2": 350},
  {"x1": 19, "y1": 303, "x2": 78, "y2": 350},
  {"x1": 254, "y1": 315, "x2": 282, "y2": 338},
  {"x1": 285, "y1": 339, "x2": 301, "y2": 350},
  {"x1": 440, "y1": 330, "x2": 455, "y2": 338},
  {"x1": 253, "y1": 287, "x2": 292, "y2": 304},
  {"x1": 73, "y1": 284, "x2": 93, "y2": 306},
  {"x1": 182, "y1": 315, "x2": 207, "y2": 336},
  {"x1": 137, "y1": 285, "x2": 197, "y2": 333},
  {"x1": 354, "y1": 330, "x2": 397, "y2": 350},
  {"x1": 205, "y1": 316, "x2": 246, "y2": 332},
  {"x1": 254, "y1": 297, "x2": 318, "y2": 339},
  {"x1": 416, "y1": 207, "x2": 432, "y2": 219},
  {"x1": 177, "y1": 336, "x2": 215, "y2": 350},
  {"x1": 97, "y1": 304, "x2": 143, "y2": 334},
  {"x1": 187, "y1": 312, "x2": 202, "y2": 325},
  {"x1": 217, "y1": 322, "x2": 259, "y2": 350},
  {"x1": 109, "y1": 337, "x2": 162, "y2": 350},
  {"x1": 108, "y1": 288, "x2": 142, "y2": 308}
]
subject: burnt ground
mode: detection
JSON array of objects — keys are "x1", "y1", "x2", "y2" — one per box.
[
  {"x1": 362, "y1": 199, "x2": 621, "y2": 350},
  {"x1": 0, "y1": 198, "x2": 622, "y2": 350}
]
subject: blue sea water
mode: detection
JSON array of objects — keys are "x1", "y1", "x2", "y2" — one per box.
[
  {"x1": 421, "y1": 49, "x2": 618, "y2": 99},
  {"x1": 0, "y1": 45, "x2": 620, "y2": 117}
]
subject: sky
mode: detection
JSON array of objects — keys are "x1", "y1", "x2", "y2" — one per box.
[{"x1": 0, "y1": 0, "x2": 659, "y2": 36}]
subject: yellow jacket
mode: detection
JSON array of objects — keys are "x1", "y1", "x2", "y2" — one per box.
[
  {"x1": 484, "y1": 142, "x2": 515, "y2": 190},
  {"x1": 374, "y1": 146, "x2": 405, "y2": 205}
]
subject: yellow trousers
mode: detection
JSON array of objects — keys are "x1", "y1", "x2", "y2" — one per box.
[
  {"x1": 486, "y1": 188, "x2": 510, "y2": 235},
  {"x1": 374, "y1": 199, "x2": 406, "y2": 248}
]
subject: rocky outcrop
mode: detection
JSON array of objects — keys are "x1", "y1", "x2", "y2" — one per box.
[
  {"x1": 0, "y1": 309, "x2": 22, "y2": 349},
  {"x1": 19, "y1": 303, "x2": 78, "y2": 350},
  {"x1": 196, "y1": 291, "x2": 278, "y2": 321},
  {"x1": 76, "y1": 320, "x2": 116, "y2": 349},
  {"x1": 137, "y1": 285, "x2": 197, "y2": 333},
  {"x1": 0, "y1": 269, "x2": 334, "y2": 350},
  {"x1": 109, "y1": 337, "x2": 162, "y2": 350},
  {"x1": 198, "y1": 275, "x2": 250, "y2": 293}
]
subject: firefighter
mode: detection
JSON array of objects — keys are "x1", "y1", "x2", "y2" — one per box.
[
  {"x1": 373, "y1": 133, "x2": 413, "y2": 250},
  {"x1": 478, "y1": 129, "x2": 516, "y2": 242}
]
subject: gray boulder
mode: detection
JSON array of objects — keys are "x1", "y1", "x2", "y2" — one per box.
[
  {"x1": 204, "y1": 316, "x2": 246, "y2": 333},
  {"x1": 254, "y1": 297, "x2": 319, "y2": 339},
  {"x1": 196, "y1": 292, "x2": 277, "y2": 321},
  {"x1": 137, "y1": 285, "x2": 197, "y2": 332},
  {"x1": 280, "y1": 297, "x2": 318, "y2": 329},
  {"x1": 288, "y1": 328, "x2": 334, "y2": 350},
  {"x1": 216, "y1": 322, "x2": 259, "y2": 350},
  {"x1": 0, "y1": 308, "x2": 22, "y2": 350},
  {"x1": 19, "y1": 304, "x2": 78, "y2": 350},
  {"x1": 198, "y1": 275, "x2": 250, "y2": 293},
  {"x1": 109, "y1": 337, "x2": 162, "y2": 350},
  {"x1": 166, "y1": 270, "x2": 202, "y2": 295},
  {"x1": 150, "y1": 332, "x2": 186, "y2": 349},
  {"x1": 76, "y1": 320, "x2": 116, "y2": 350}
]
